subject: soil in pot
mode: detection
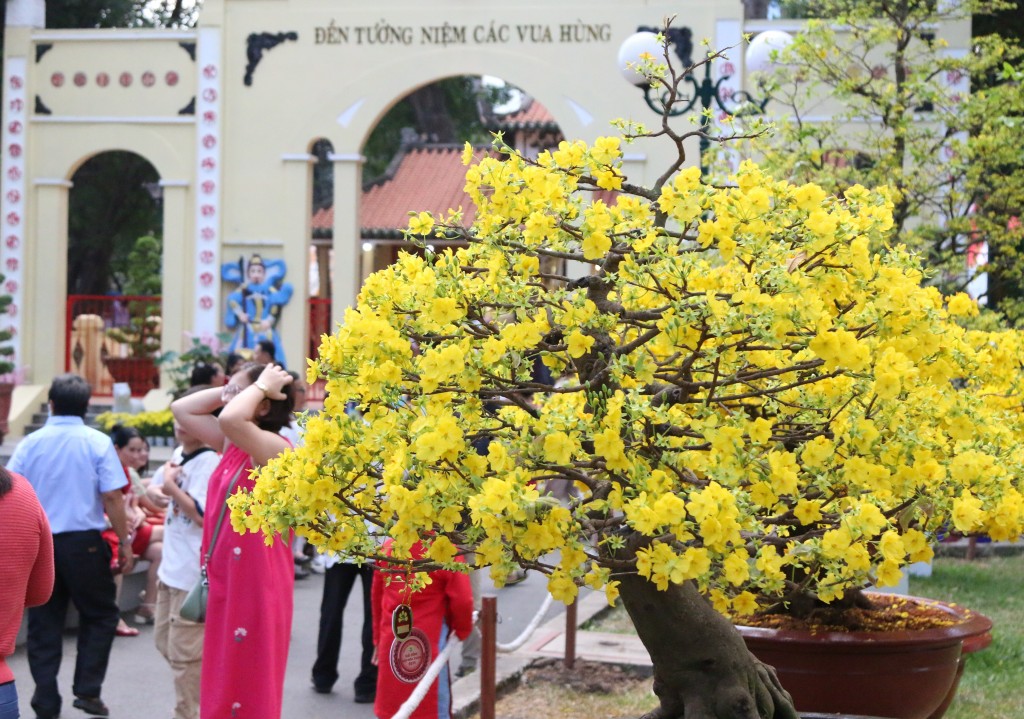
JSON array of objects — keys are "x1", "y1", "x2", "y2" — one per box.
[{"x1": 735, "y1": 593, "x2": 992, "y2": 719}]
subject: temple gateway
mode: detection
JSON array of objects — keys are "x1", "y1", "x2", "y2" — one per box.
[{"x1": 0, "y1": 0, "x2": 970, "y2": 428}]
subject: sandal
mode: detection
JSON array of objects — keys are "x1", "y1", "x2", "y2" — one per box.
[
  {"x1": 134, "y1": 604, "x2": 156, "y2": 625},
  {"x1": 116, "y1": 620, "x2": 139, "y2": 637}
]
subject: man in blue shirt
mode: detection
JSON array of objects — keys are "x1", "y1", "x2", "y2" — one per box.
[{"x1": 7, "y1": 374, "x2": 133, "y2": 719}]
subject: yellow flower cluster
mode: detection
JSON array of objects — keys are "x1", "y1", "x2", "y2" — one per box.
[{"x1": 236, "y1": 135, "x2": 1024, "y2": 617}]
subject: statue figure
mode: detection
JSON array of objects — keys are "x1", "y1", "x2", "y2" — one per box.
[{"x1": 222, "y1": 254, "x2": 293, "y2": 367}]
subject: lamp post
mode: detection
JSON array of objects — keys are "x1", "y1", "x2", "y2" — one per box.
[{"x1": 618, "y1": 28, "x2": 789, "y2": 174}]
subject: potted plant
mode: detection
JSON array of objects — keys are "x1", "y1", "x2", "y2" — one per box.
[
  {"x1": 95, "y1": 409, "x2": 175, "y2": 443},
  {"x1": 162, "y1": 332, "x2": 233, "y2": 398},
  {"x1": 104, "y1": 235, "x2": 166, "y2": 395},
  {"x1": 231, "y1": 45, "x2": 1021, "y2": 719}
]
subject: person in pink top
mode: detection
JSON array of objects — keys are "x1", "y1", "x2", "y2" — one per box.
[
  {"x1": 0, "y1": 468, "x2": 55, "y2": 719},
  {"x1": 172, "y1": 363, "x2": 296, "y2": 719}
]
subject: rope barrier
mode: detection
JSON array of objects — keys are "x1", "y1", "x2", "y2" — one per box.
[
  {"x1": 496, "y1": 593, "x2": 554, "y2": 653},
  {"x1": 390, "y1": 587, "x2": 555, "y2": 718},
  {"x1": 390, "y1": 631, "x2": 461, "y2": 719}
]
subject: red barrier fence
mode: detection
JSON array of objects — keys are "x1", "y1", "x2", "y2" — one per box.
[
  {"x1": 66, "y1": 295, "x2": 333, "y2": 400},
  {"x1": 66, "y1": 294, "x2": 162, "y2": 397}
]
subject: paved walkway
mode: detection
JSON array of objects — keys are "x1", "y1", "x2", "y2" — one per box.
[
  {"x1": 3, "y1": 415, "x2": 651, "y2": 719},
  {"x1": 7, "y1": 564, "x2": 609, "y2": 719}
]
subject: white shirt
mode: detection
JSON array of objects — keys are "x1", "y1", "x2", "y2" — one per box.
[{"x1": 152, "y1": 446, "x2": 221, "y2": 591}]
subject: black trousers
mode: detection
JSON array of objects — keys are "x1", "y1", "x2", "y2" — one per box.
[
  {"x1": 311, "y1": 563, "x2": 377, "y2": 695},
  {"x1": 28, "y1": 530, "x2": 119, "y2": 718}
]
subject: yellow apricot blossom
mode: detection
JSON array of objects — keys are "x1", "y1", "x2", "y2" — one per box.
[{"x1": 234, "y1": 129, "x2": 1024, "y2": 636}]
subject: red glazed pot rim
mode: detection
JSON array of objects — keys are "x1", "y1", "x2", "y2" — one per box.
[{"x1": 735, "y1": 593, "x2": 993, "y2": 648}]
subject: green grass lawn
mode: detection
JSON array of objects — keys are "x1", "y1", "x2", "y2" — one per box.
[{"x1": 909, "y1": 553, "x2": 1024, "y2": 719}]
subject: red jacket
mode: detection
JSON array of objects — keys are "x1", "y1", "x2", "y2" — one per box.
[
  {"x1": 0, "y1": 472, "x2": 54, "y2": 683},
  {"x1": 372, "y1": 539, "x2": 473, "y2": 719}
]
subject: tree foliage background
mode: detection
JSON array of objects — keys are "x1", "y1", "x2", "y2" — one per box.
[
  {"x1": 361, "y1": 77, "x2": 514, "y2": 186},
  {"x1": 66, "y1": 153, "x2": 161, "y2": 295},
  {"x1": 723, "y1": 0, "x2": 1024, "y2": 324}
]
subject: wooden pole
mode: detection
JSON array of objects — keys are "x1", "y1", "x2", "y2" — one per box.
[
  {"x1": 480, "y1": 596, "x2": 497, "y2": 719},
  {"x1": 564, "y1": 598, "x2": 577, "y2": 669}
]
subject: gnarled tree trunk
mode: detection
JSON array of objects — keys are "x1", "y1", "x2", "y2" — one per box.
[{"x1": 617, "y1": 574, "x2": 799, "y2": 719}]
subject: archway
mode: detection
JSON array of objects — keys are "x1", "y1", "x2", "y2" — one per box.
[
  {"x1": 66, "y1": 151, "x2": 163, "y2": 396},
  {"x1": 357, "y1": 75, "x2": 565, "y2": 283}
]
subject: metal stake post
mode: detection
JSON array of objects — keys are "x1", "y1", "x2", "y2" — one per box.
[
  {"x1": 480, "y1": 596, "x2": 497, "y2": 719},
  {"x1": 564, "y1": 598, "x2": 577, "y2": 669}
]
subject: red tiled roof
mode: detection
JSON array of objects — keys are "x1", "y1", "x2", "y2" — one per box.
[
  {"x1": 310, "y1": 142, "x2": 613, "y2": 236},
  {"x1": 490, "y1": 98, "x2": 557, "y2": 130},
  {"x1": 363, "y1": 145, "x2": 483, "y2": 232},
  {"x1": 311, "y1": 206, "x2": 332, "y2": 232},
  {"x1": 311, "y1": 145, "x2": 500, "y2": 235}
]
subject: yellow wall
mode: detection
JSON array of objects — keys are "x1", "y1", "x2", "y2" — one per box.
[{"x1": 0, "y1": 0, "x2": 970, "y2": 393}]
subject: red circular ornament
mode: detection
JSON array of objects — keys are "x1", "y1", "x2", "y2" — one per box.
[
  {"x1": 200, "y1": 272, "x2": 214, "y2": 286},
  {"x1": 200, "y1": 250, "x2": 214, "y2": 263},
  {"x1": 166, "y1": 71, "x2": 179, "y2": 86},
  {"x1": 202, "y1": 134, "x2": 217, "y2": 149},
  {"x1": 200, "y1": 227, "x2": 215, "y2": 241},
  {"x1": 203, "y1": 64, "x2": 218, "y2": 79},
  {"x1": 8, "y1": 121, "x2": 22, "y2": 135},
  {"x1": 5, "y1": 236, "x2": 19, "y2": 249},
  {"x1": 6, "y1": 190, "x2": 20, "y2": 203},
  {"x1": 202, "y1": 88, "x2": 218, "y2": 102},
  {"x1": 201, "y1": 205, "x2": 215, "y2": 218},
  {"x1": 201, "y1": 181, "x2": 215, "y2": 194},
  {"x1": 51, "y1": 73, "x2": 64, "y2": 88},
  {"x1": 9, "y1": 77, "x2": 22, "y2": 90},
  {"x1": 96, "y1": 72, "x2": 110, "y2": 87},
  {"x1": 8, "y1": 144, "x2": 21, "y2": 158},
  {"x1": 5, "y1": 258, "x2": 18, "y2": 271},
  {"x1": 7, "y1": 167, "x2": 21, "y2": 181},
  {"x1": 389, "y1": 628, "x2": 431, "y2": 684},
  {"x1": 199, "y1": 296, "x2": 214, "y2": 310},
  {"x1": 119, "y1": 72, "x2": 133, "y2": 87},
  {"x1": 73, "y1": 72, "x2": 87, "y2": 87},
  {"x1": 141, "y1": 72, "x2": 156, "y2": 87}
]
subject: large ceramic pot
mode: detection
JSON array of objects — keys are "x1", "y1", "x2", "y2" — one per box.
[
  {"x1": 105, "y1": 357, "x2": 160, "y2": 396},
  {"x1": 736, "y1": 595, "x2": 992, "y2": 719}
]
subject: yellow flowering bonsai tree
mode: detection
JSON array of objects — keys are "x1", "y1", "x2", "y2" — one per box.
[{"x1": 233, "y1": 53, "x2": 1024, "y2": 719}]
